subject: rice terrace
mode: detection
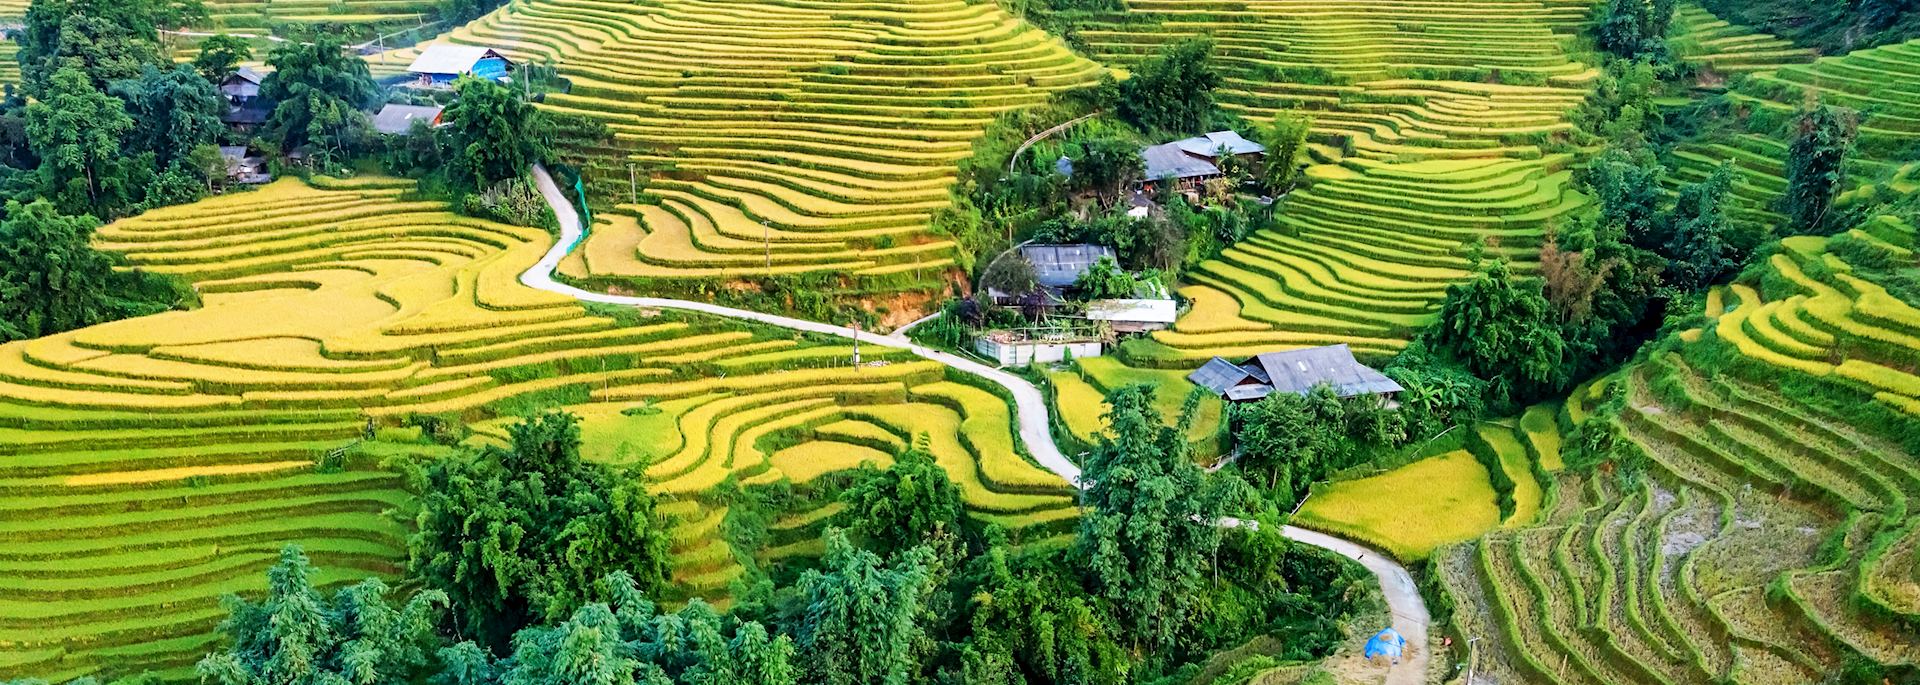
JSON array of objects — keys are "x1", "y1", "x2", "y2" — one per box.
[{"x1": 0, "y1": 0, "x2": 1917, "y2": 683}]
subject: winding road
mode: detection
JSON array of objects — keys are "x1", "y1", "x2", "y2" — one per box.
[{"x1": 522, "y1": 166, "x2": 1431, "y2": 684}]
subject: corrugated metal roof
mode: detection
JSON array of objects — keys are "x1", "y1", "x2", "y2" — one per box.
[
  {"x1": 406, "y1": 45, "x2": 510, "y2": 75},
  {"x1": 1187, "y1": 357, "x2": 1251, "y2": 395},
  {"x1": 1141, "y1": 142, "x2": 1221, "y2": 181},
  {"x1": 1175, "y1": 130, "x2": 1266, "y2": 158},
  {"x1": 1253, "y1": 344, "x2": 1404, "y2": 397},
  {"x1": 1085, "y1": 298, "x2": 1177, "y2": 324},
  {"x1": 372, "y1": 104, "x2": 445, "y2": 135},
  {"x1": 227, "y1": 66, "x2": 266, "y2": 85},
  {"x1": 1019, "y1": 244, "x2": 1115, "y2": 288}
]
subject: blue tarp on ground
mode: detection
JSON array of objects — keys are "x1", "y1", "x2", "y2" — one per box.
[{"x1": 1364, "y1": 628, "x2": 1405, "y2": 660}]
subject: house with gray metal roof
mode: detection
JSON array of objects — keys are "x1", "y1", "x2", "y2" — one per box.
[
  {"x1": 372, "y1": 104, "x2": 446, "y2": 136},
  {"x1": 1138, "y1": 130, "x2": 1266, "y2": 190},
  {"x1": 1188, "y1": 344, "x2": 1402, "y2": 402}
]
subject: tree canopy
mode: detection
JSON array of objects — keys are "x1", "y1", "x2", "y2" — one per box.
[
  {"x1": 196, "y1": 546, "x2": 449, "y2": 685},
  {"x1": 792, "y1": 530, "x2": 935, "y2": 685},
  {"x1": 260, "y1": 41, "x2": 377, "y2": 165},
  {"x1": 836, "y1": 443, "x2": 967, "y2": 558},
  {"x1": 444, "y1": 76, "x2": 553, "y2": 190},
  {"x1": 1781, "y1": 103, "x2": 1858, "y2": 234},
  {"x1": 0, "y1": 199, "x2": 186, "y2": 342},
  {"x1": 1116, "y1": 40, "x2": 1221, "y2": 135},
  {"x1": 408, "y1": 411, "x2": 673, "y2": 649},
  {"x1": 1075, "y1": 384, "x2": 1241, "y2": 653},
  {"x1": 1421, "y1": 259, "x2": 1569, "y2": 404}
]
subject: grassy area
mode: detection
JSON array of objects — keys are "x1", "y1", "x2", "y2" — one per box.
[{"x1": 1293, "y1": 450, "x2": 1501, "y2": 561}]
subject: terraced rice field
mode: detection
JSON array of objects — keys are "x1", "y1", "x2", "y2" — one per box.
[
  {"x1": 1056, "y1": 0, "x2": 1596, "y2": 362},
  {"x1": 1048, "y1": 356, "x2": 1225, "y2": 458},
  {"x1": 376, "y1": 0, "x2": 1104, "y2": 297},
  {"x1": 1293, "y1": 449, "x2": 1503, "y2": 560},
  {"x1": 0, "y1": 176, "x2": 1073, "y2": 682},
  {"x1": 1667, "y1": 9, "x2": 1920, "y2": 235},
  {"x1": 1668, "y1": 4, "x2": 1816, "y2": 76},
  {"x1": 201, "y1": 0, "x2": 439, "y2": 33},
  {"x1": 1441, "y1": 215, "x2": 1920, "y2": 685}
]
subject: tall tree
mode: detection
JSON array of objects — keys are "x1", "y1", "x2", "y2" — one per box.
[
  {"x1": 444, "y1": 76, "x2": 552, "y2": 189},
  {"x1": 1116, "y1": 39, "x2": 1221, "y2": 135},
  {"x1": 1074, "y1": 385, "x2": 1240, "y2": 653},
  {"x1": 259, "y1": 40, "x2": 376, "y2": 163},
  {"x1": 1781, "y1": 103, "x2": 1858, "y2": 233},
  {"x1": 196, "y1": 546, "x2": 448, "y2": 685},
  {"x1": 1593, "y1": 0, "x2": 1675, "y2": 60},
  {"x1": 1661, "y1": 162, "x2": 1737, "y2": 290},
  {"x1": 192, "y1": 34, "x2": 254, "y2": 84},
  {"x1": 409, "y1": 411, "x2": 674, "y2": 649},
  {"x1": 1422, "y1": 259, "x2": 1569, "y2": 404},
  {"x1": 1251, "y1": 112, "x2": 1310, "y2": 196},
  {"x1": 25, "y1": 67, "x2": 143, "y2": 216},
  {"x1": 837, "y1": 444, "x2": 967, "y2": 559},
  {"x1": 18, "y1": 0, "x2": 188, "y2": 95},
  {"x1": 0, "y1": 201, "x2": 116, "y2": 341},
  {"x1": 792, "y1": 530, "x2": 935, "y2": 685},
  {"x1": 959, "y1": 548, "x2": 1125, "y2": 685},
  {"x1": 1073, "y1": 135, "x2": 1143, "y2": 208},
  {"x1": 110, "y1": 64, "x2": 224, "y2": 170},
  {"x1": 1582, "y1": 145, "x2": 1668, "y2": 250}
]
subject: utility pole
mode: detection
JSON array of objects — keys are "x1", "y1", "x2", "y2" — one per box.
[
  {"x1": 763, "y1": 221, "x2": 771, "y2": 270},
  {"x1": 1465, "y1": 636, "x2": 1481, "y2": 684},
  {"x1": 852, "y1": 321, "x2": 861, "y2": 368},
  {"x1": 627, "y1": 163, "x2": 638, "y2": 204}
]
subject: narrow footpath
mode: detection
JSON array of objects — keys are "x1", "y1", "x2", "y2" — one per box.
[{"x1": 523, "y1": 165, "x2": 1432, "y2": 684}]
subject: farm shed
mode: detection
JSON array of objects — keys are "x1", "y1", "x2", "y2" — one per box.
[
  {"x1": 219, "y1": 66, "x2": 265, "y2": 102},
  {"x1": 372, "y1": 104, "x2": 447, "y2": 135},
  {"x1": 1189, "y1": 344, "x2": 1402, "y2": 402},
  {"x1": 406, "y1": 45, "x2": 514, "y2": 86}
]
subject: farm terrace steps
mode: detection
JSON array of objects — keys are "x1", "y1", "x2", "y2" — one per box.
[
  {"x1": 1441, "y1": 215, "x2": 1920, "y2": 684},
  {"x1": 1048, "y1": 0, "x2": 1592, "y2": 362},
  {"x1": 1667, "y1": 4, "x2": 1816, "y2": 75},
  {"x1": 0, "y1": 176, "x2": 1072, "y2": 681},
  {"x1": 371, "y1": 0, "x2": 1105, "y2": 292}
]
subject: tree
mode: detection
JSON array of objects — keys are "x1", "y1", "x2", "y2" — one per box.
[
  {"x1": 838, "y1": 444, "x2": 967, "y2": 558},
  {"x1": 0, "y1": 200, "x2": 116, "y2": 341},
  {"x1": 110, "y1": 64, "x2": 225, "y2": 170},
  {"x1": 1251, "y1": 112, "x2": 1310, "y2": 196},
  {"x1": 1582, "y1": 145, "x2": 1668, "y2": 250},
  {"x1": 1234, "y1": 386, "x2": 1405, "y2": 502},
  {"x1": 1116, "y1": 39, "x2": 1221, "y2": 135},
  {"x1": 196, "y1": 546, "x2": 448, "y2": 685},
  {"x1": 25, "y1": 67, "x2": 144, "y2": 216},
  {"x1": 1781, "y1": 103, "x2": 1858, "y2": 233},
  {"x1": 1073, "y1": 255, "x2": 1139, "y2": 299},
  {"x1": 1593, "y1": 0, "x2": 1675, "y2": 60},
  {"x1": 959, "y1": 548, "x2": 1125, "y2": 685},
  {"x1": 444, "y1": 76, "x2": 552, "y2": 189},
  {"x1": 260, "y1": 40, "x2": 377, "y2": 164},
  {"x1": 192, "y1": 34, "x2": 254, "y2": 84},
  {"x1": 1075, "y1": 384, "x2": 1241, "y2": 653},
  {"x1": 980, "y1": 249, "x2": 1039, "y2": 299},
  {"x1": 409, "y1": 411, "x2": 673, "y2": 649},
  {"x1": 792, "y1": 530, "x2": 934, "y2": 685},
  {"x1": 500, "y1": 572, "x2": 799, "y2": 685},
  {"x1": 1421, "y1": 259, "x2": 1569, "y2": 404},
  {"x1": 1073, "y1": 135, "x2": 1143, "y2": 208},
  {"x1": 18, "y1": 0, "x2": 185, "y2": 95},
  {"x1": 1662, "y1": 162, "x2": 1737, "y2": 290}
]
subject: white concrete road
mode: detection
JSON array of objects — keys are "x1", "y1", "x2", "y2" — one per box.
[{"x1": 525, "y1": 165, "x2": 1430, "y2": 682}]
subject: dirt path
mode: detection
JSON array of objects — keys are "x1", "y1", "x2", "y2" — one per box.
[{"x1": 524, "y1": 165, "x2": 1431, "y2": 682}]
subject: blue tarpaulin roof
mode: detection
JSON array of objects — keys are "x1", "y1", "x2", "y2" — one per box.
[{"x1": 1364, "y1": 628, "x2": 1406, "y2": 660}]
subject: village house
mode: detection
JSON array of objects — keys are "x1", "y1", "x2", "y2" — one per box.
[
  {"x1": 372, "y1": 103, "x2": 447, "y2": 136},
  {"x1": 1188, "y1": 344, "x2": 1403, "y2": 403},
  {"x1": 1138, "y1": 130, "x2": 1267, "y2": 191},
  {"x1": 220, "y1": 146, "x2": 271, "y2": 185},
  {"x1": 405, "y1": 45, "x2": 515, "y2": 88},
  {"x1": 218, "y1": 66, "x2": 271, "y2": 132},
  {"x1": 986, "y1": 243, "x2": 1117, "y2": 307}
]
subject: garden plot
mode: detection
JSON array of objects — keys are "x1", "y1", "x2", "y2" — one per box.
[{"x1": 376, "y1": 0, "x2": 1103, "y2": 296}]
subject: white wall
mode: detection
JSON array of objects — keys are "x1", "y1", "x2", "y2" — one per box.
[{"x1": 974, "y1": 338, "x2": 1104, "y2": 366}]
